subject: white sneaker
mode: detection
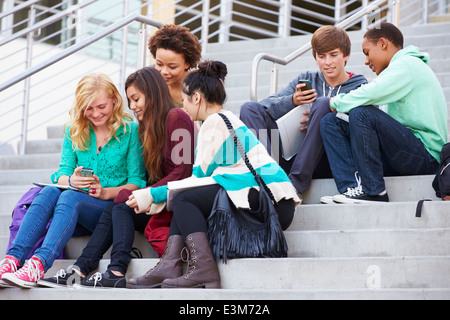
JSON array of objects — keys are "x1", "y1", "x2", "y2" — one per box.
[
  {"x1": 333, "y1": 186, "x2": 365, "y2": 203},
  {"x1": 323, "y1": 172, "x2": 363, "y2": 204},
  {"x1": 320, "y1": 196, "x2": 334, "y2": 204}
]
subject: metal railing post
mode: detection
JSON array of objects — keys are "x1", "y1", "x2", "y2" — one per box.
[
  {"x1": 269, "y1": 64, "x2": 279, "y2": 96},
  {"x1": 201, "y1": 0, "x2": 211, "y2": 54},
  {"x1": 219, "y1": 0, "x2": 232, "y2": 44},
  {"x1": 19, "y1": 6, "x2": 37, "y2": 156},
  {"x1": 392, "y1": 0, "x2": 401, "y2": 26},
  {"x1": 137, "y1": 28, "x2": 149, "y2": 70},
  {"x1": 279, "y1": 0, "x2": 292, "y2": 38},
  {"x1": 120, "y1": 0, "x2": 130, "y2": 93}
]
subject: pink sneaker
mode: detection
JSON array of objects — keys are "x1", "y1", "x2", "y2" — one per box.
[
  {"x1": 2, "y1": 256, "x2": 44, "y2": 288},
  {"x1": 0, "y1": 255, "x2": 21, "y2": 288}
]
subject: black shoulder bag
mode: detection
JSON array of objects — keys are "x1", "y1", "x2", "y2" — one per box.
[{"x1": 207, "y1": 113, "x2": 288, "y2": 263}]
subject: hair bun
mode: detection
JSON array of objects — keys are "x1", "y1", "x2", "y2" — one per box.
[{"x1": 198, "y1": 60, "x2": 228, "y2": 81}]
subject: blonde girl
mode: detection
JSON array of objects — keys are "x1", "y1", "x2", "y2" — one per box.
[{"x1": 0, "y1": 73, "x2": 146, "y2": 288}]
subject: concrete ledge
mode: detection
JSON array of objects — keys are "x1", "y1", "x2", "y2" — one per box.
[{"x1": 2, "y1": 286, "x2": 449, "y2": 300}]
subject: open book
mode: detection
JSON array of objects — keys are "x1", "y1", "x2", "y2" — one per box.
[
  {"x1": 166, "y1": 177, "x2": 217, "y2": 211},
  {"x1": 33, "y1": 182, "x2": 89, "y2": 194},
  {"x1": 276, "y1": 104, "x2": 310, "y2": 161}
]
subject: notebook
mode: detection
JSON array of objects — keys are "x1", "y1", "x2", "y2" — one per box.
[{"x1": 275, "y1": 104, "x2": 310, "y2": 161}]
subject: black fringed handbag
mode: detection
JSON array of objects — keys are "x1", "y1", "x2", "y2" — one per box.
[{"x1": 207, "y1": 113, "x2": 288, "y2": 263}]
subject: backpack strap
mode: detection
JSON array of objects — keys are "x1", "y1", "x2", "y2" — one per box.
[{"x1": 415, "y1": 199, "x2": 432, "y2": 218}]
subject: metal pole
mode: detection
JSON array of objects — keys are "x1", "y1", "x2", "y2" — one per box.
[
  {"x1": 120, "y1": 0, "x2": 130, "y2": 93},
  {"x1": 279, "y1": 0, "x2": 292, "y2": 38},
  {"x1": 137, "y1": 28, "x2": 148, "y2": 69},
  {"x1": 219, "y1": 0, "x2": 232, "y2": 44},
  {"x1": 19, "y1": 6, "x2": 36, "y2": 155},
  {"x1": 335, "y1": 0, "x2": 342, "y2": 23},
  {"x1": 201, "y1": 0, "x2": 211, "y2": 55},
  {"x1": 391, "y1": 0, "x2": 400, "y2": 27}
]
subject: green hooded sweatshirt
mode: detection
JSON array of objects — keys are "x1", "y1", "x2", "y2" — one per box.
[{"x1": 331, "y1": 45, "x2": 448, "y2": 161}]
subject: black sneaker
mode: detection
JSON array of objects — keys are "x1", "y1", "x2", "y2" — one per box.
[
  {"x1": 333, "y1": 188, "x2": 389, "y2": 204},
  {"x1": 38, "y1": 268, "x2": 85, "y2": 288},
  {"x1": 80, "y1": 270, "x2": 126, "y2": 288}
]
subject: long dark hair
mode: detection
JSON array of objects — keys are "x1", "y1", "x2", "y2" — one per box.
[{"x1": 125, "y1": 67, "x2": 174, "y2": 182}]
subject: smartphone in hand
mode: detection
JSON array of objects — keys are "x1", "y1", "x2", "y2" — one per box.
[
  {"x1": 298, "y1": 80, "x2": 313, "y2": 92},
  {"x1": 80, "y1": 168, "x2": 94, "y2": 177}
]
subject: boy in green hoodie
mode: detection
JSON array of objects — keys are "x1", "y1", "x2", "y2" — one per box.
[{"x1": 320, "y1": 22, "x2": 448, "y2": 203}]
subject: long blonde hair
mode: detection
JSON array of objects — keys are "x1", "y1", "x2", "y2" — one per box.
[{"x1": 66, "y1": 73, "x2": 132, "y2": 151}]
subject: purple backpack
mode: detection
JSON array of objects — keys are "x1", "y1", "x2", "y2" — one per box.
[{"x1": 7, "y1": 186, "x2": 65, "y2": 259}]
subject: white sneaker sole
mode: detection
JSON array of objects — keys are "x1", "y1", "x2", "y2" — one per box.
[
  {"x1": 320, "y1": 196, "x2": 334, "y2": 204},
  {"x1": 0, "y1": 280, "x2": 15, "y2": 288},
  {"x1": 1, "y1": 273, "x2": 38, "y2": 289}
]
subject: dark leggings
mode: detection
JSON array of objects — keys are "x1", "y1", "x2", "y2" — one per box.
[
  {"x1": 74, "y1": 203, "x2": 151, "y2": 276},
  {"x1": 169, "y1": 185, "x2": 295, "y2": 239}
]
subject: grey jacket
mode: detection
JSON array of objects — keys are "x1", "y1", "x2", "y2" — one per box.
[{"x1": 260, "y1": 71, "x2": 368, "y2": 120}]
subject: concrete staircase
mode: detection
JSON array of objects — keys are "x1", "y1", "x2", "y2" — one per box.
[{"x1": 1, "y1": 22, "x2": 450, "y2": 300}]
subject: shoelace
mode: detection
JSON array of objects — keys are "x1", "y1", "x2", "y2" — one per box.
[
  {"x1": 54, "y1": 269, "x2": 66, "y2": 280},
  {"x1": 15, "y1": 258, "x2": 42, "y2": 282},
  {"x1": 181, "y1": 243, "x2": 197, "y2": 279},
  {"x1": 343, "y1": 172, "x2": 365, "y2": 197},
  {"x1": 0, "y1": 258, "x2": 18, "y2": 275},
  {"x1": 89, "y1": 272, "x2": 102, "y2": 287}
]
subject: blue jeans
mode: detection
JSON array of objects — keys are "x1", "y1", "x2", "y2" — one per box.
[
  {"x1": 320, "y1": 106, "x2": 439, "y2": 195},
  {"x1": 240, "y1": 97, "x2": 332, "y2": 193},
  {"x1": 8, "y1": 186, "x2": 113, "y2": 272}
]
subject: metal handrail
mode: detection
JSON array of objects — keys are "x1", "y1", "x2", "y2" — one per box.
[
  {"x1": 250, "y1": 0, "x2": 398, "y2": 101},
  {"x1": 0, "y1": 0, "x2": 41, "y2": 20},
  {"x1": 0, "y1": 14, "x2": 163, "y2": 92},
  {"x1": 0, "y1": 0, "x2": 96, "y2": 46}
]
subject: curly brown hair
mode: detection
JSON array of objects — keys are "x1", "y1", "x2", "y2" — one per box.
[{"x1": 148, "y1": 24, "x2": 202, "y2": 70}]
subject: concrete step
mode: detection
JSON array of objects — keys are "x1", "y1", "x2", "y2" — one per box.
[
  {"x1": 0, "y1": 186, "x2": 42, "y2": 214},
  {"x1": 0, "y1": 169, "x2": 53, "y2": 186},
  {"x1": 303, "y1": 175, "x2": 439, "y2": 204},
  {"x1": 207, "y1": 33, "x2": 450, "y2": 64},
  {"x1": 286, "y1": 228, "x2": 450, "y2": 258},
  {"x1": 1, "y1": 226, "x2": 448, "y2": 260},
  {"x1": 0, "y1": 153, "x2": 60, "y2": 170},
  {"x1": 0, "y1": 175, "x2": 440, "y2": 216},
  {"x1": 47, "y1": 126, "x2": 65, "y2": 139},
  {"x1": 1, "y1": 257, "x2": 450, "y2": 300},
  {"x1": 290, "y1": 201, "x2": 450, "y2": 231},
  {"x1": 2, "y1": 287, "x2": 449, "y2": 300},
  {"x1": 1, "y1": 200, "x2": 448, "y2": 237},
  {"x1": 20, "y1": 256, "x2": 450, "y2": 289},
  {"x1": 25, "y1": 138, "x2": 63, "y2": 155}
]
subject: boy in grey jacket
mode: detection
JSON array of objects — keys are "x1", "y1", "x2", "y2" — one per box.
[{"x1": 240, "y1": 26, "x2": 368, "y2": 198}]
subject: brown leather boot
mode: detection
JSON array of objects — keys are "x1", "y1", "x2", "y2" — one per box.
[
  {"x1": 162, "y1": 232, "x2": 221, "y2": 289},
  {"x1": 126, "y1": 235, "x2": 185, "y2": 288}
]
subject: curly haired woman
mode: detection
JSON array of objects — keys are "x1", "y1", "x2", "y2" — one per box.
[{"x1": 149, "y1": 24, "x2": 202, "y2": 108}]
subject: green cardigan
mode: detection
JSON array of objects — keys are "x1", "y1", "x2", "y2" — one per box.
[{"x1": 51, "y1": 119, "x2": 147, "y2": 189}]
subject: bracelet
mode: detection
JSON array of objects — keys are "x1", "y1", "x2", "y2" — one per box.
[{"x1": 68, "y1": 174, "x2": 73, "y2": 187}]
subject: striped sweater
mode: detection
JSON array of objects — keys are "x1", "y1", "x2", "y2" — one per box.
[{"x1": 151, "y1": 110, "x2": 300, "y2": 209}]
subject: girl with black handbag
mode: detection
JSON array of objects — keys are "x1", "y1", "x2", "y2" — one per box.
[{"x1": 127, "y1": 60, "x2": 301, "y2": 289}]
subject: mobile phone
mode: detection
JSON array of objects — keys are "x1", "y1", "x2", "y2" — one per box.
[
  {"x1": 298, "y1": 80, "x2": 313, "y2": 92},
  {"x1": 80, "y1": 168, "x2": 94, "y2": 177}
]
